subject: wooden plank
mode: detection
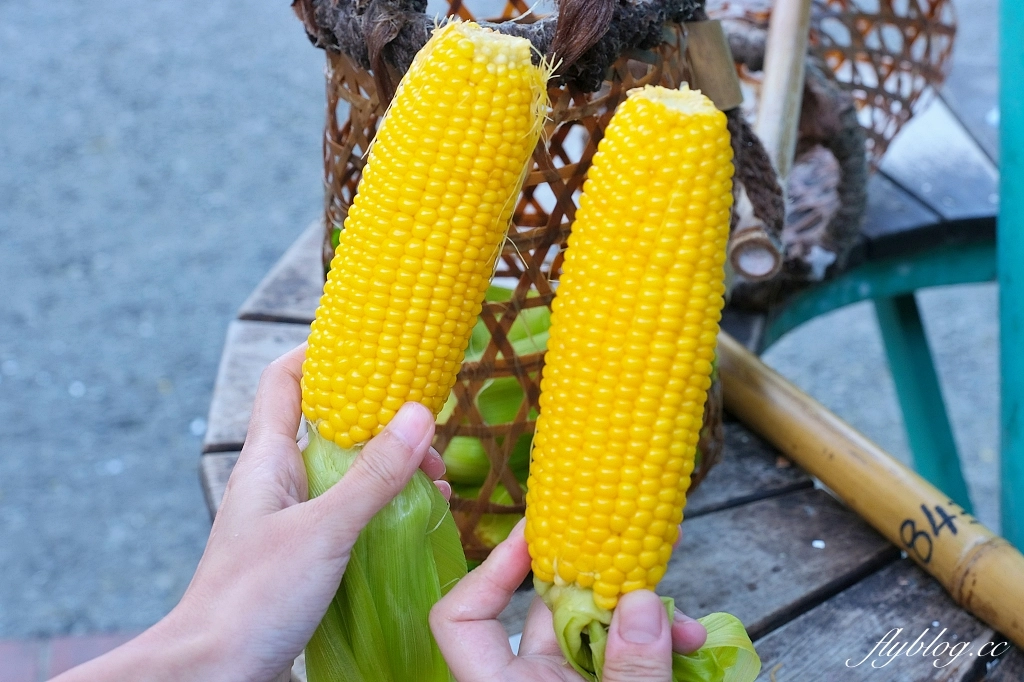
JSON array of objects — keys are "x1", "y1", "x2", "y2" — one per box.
[
  {"x1": 940, "y1": 0, "x2": 999, "y2": 162},
  {"x1": 670, "y1": 488, "x2": 897, "y2": 639},
  {"x1": 686, "y1": 419, "x2": 813, "y2": 518},
  {"x1": 857, "y1": 174, "x2": 946, "y2": 262},
  {"x1": 720, "y1": 307, "x2": 767, "y2": 352},
  {"x1": 238, "y1": 220, "x2": 324, "y2": 324},
  {"x1": 880, "y1": 99, "x2": 999, "y2": 223},
  {"x1": 862, "y1": 167, "x2": 942, "y2": 241},
  {"x1": 203, "y1": 320, "x2": 309, "y2": 453},
  {"x1": 754, "y1": 560, "x2": 998, "y2": 682},
  {"x1": 199, "y1": 451, "x2": 239, "y2": 518},
  {"x1": 501, "y1": 487, "x2": 898, "y2": 637},
  {"x1": 984, "y1": 646, "x2": 1024, "y2": 681}
]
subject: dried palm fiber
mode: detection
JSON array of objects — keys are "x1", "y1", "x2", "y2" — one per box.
[
  {"x1": 293, "y1": 0, "x2": 785, "y2": 559},
  {"x1": 730, "y1": 46, "x2": 869, "y2": 309}
]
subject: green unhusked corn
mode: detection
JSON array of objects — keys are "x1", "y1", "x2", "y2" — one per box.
[{"x1": 303, "y1": 429, "x2": 466, "y2": 681}]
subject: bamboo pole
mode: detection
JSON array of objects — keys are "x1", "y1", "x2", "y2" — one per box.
[
  {"x1": 729, "y1": 189, "x2": 784, "y2": 280},
  {"x1": 717, "y1": 332, "x2": 1024, "y2": 648},
  {"x1": 753, "y1": 0, "x2": 812, "y2": 179},
  {"x1": 726, "y1": 0, "x2": 813, "y2": 282}
]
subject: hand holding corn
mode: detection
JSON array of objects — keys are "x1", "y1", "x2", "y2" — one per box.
[
  {"x1": 178, "y1": 347, "x2": 451, "y2": 680},
  {"x1": 47, "y1": 345, "x2": 450, "y2": 682},
  {"x1": 49, "y1": 348, "x2": 705, "y2": 682},
  {"x1": 431, "y1": 522, "x2": 710, "y2": 682}
]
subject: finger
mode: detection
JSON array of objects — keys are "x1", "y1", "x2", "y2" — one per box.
[
  {"x1": 518, "y1": 596, "x2": 563, "y2": 658},
  {"x1": 602, "y1": 590, "x2": 673, "y2": 682},
  {"x1": 673, "y1": 525, "x2": 683, "y2": 549},
  {"x1": 434, "y1": 479, "x2": 452, "y2": 501},
  {"x1": 430, "y1": 520, "x2": 530, "y2": 682},
  {"x1": 312, "y1": 402, "x2": 434, "y2": 545},
  {"x1": 671, "y1": 610, "x2": 707, "y2": 655},
  {"x1": 245, "y1": 344, "x2": 307, "y2": 450},
  {"x1": 421, "y1": 446, "x2": 447, "y2": 480},
  {"x1": 226, "y1": 345, "x2": 307, "y2": 509}
]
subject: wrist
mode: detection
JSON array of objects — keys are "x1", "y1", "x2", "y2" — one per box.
[
  {"x1": 153, "y1": 593, "x2": 296, "y2": 682},
  {"x1": 128, "y1": 604, "x2": 234, "y2": 682},
  {"x1": 48, "y1": 604, "x2": 233, "y2": 682}
]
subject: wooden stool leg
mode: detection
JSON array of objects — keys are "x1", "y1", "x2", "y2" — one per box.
[
  {"x1": 1001, "y1": 0, "x2": 1024, "y2": 548},
  {"x1": 873, "y1": 293, "x2": 973, "y2": 512}
]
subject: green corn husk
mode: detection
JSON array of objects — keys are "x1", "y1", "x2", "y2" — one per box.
[
  {"x1": 451, "y1": 482, "x2": 526, "y2": 550},
  {"x1": 671, "y1": 612, "x2": 761, "y2": 682},
  {"x1": 539, "y1": 582, "x2": 760, "y2": 682},
  {"x1": 302, "y1": 424, "x2": 467, "y2": 682},
  {"x1": 440, "y1": 436, "x2": 493, "y2": 485},
  {"x1": 441, "y1": 434, "x2": 531, "y2": 485},
  {"x1": 466, "y1": 285, "x2": 551, "y2": 361}
]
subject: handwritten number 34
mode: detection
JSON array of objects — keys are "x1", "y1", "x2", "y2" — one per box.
[
  {"x1": 900, "y1": 504, "x2": 960, "y2": 564},
  {"x1": 900, "y1": 519, "x2": 934, "y2": 563}
]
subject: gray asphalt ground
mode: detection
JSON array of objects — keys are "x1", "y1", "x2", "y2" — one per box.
[
  {"x1": 0, "y1": 1, "x2": 324, "y2": 637},
  {"x1": 0, "y1": 0, "x2": 1000, "y2": 639}
]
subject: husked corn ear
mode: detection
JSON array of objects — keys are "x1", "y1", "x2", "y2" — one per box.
[
  {"x1": 301, "y1": 22, "x2": 549, "y2": 449},
  {"x1": 525, "y1": 85, "x2": 734, "y2": 612}
]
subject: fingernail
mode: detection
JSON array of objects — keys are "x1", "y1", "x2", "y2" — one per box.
[
  {"x1": 435, "y1": 480, "x2": 452, "y2": 501},
  {"x1": 672, "y1": 610, "x2": 708, "y2": 654},
  {"x1": 388, "y1": 403, "x2": 431, "y2": 449},
  {"x1": 616, "y1": 591, "x2": 665, "y2": 644},
  {"x1": 674, "y1": 608, "x2": 694, "y2": 624},
  {"x1": 429, "y1": 447, "x2": 446, "y2": 474}
]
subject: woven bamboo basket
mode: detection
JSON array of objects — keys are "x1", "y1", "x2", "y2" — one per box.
[
  {"x1": 305, "y1": 0, "x2": 955, "y2": 557},
  {"x1": 713, "y1": 0, "x2": 955, "y2": 304},
  {"x1": 313, "y1": 0, "x2": 738, "y2": 561},
  {"x1": 710, "y1": 0, "x2": 957, "y2": 165}
]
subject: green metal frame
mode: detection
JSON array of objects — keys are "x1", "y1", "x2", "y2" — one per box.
[
  {"x1": 764, "y1": 240, "x2": 997, "y2": 512},
  {"x1": 1001, "y1": 0, "x2": 1024, "y2": 547},
  {"x1": 874, "y1": 294, "x2": 972, "y2": 511},
  {"x1": 765, "y1": 242, "x2": 996, "y2": 344}
]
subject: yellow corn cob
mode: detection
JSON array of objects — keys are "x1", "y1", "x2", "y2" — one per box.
[
  {"x1": 525, "y1": 85, "x2": 733, "y2": 617},
  {"x1": 298, "y1": 21, "x2": 550, "y2": 682},
  {"x1": 301, "y1": 21, "x2": 549, "y2": 449}
]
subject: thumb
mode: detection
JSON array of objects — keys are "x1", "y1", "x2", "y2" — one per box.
[
  {"x1": 312, "y1": 402, "x2": 435, "y2": 546},
  {"x1": 602, "y1": 590, "x2": 673, "y2": 682}
]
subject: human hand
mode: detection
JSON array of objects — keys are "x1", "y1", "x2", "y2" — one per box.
[
  {"x1": 52, "y1": 344, "x2": 448, "y2": 682},
  {"x1": 430, "y1": 522, "x2": 707, "y2": 682},
  {"x1": 173, "y1": 344, "x2": 450, "y2": 681}
]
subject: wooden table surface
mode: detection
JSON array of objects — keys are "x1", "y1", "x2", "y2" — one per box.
[{"x1": 199, "y1": 104, "x2": 1016, "y2": 676}]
